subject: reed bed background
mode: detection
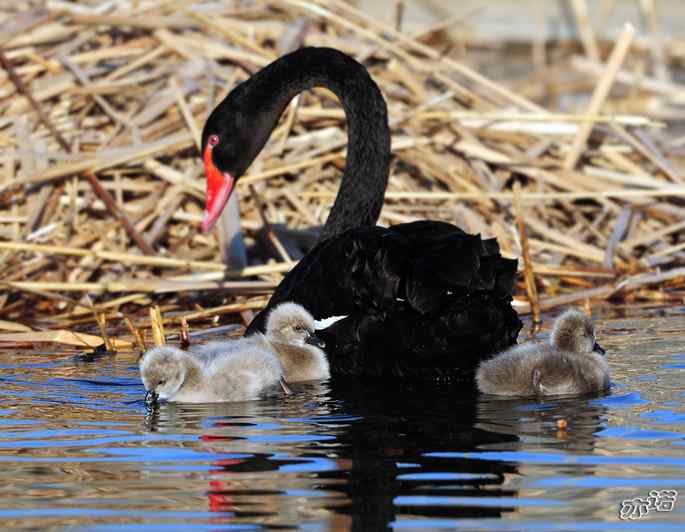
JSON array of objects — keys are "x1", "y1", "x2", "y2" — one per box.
[{"x1": 1, "y1": 0, "x2": 684, "y2": 350}]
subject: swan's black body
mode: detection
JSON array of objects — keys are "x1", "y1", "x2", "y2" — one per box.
[
  {"x1": 202, "y1": 47, "x2": 522, "y2": 380},
  {"x1": 246, "y1": 221, "x2": 520, "y2": 381}
]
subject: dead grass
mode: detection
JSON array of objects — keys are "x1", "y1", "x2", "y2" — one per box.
[{"x1": 1, "y1": 0, "x2": 684, "y2": 349}]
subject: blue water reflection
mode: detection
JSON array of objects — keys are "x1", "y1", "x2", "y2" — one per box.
[{"x1": 0, "y1": 306, "x2": 683, "y2": 529}]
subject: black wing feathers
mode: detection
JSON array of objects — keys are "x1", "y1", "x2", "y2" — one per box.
[{"x1": 245, "y1": 220, "x2": 521, "y2": 379}]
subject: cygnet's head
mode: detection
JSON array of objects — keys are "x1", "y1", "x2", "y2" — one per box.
[
  {"x1": 550, "y1": 308, "x2": 605, "y2": 355},
  {"x1": 139, "y1": 346, "x2": 188, "y2": 400},
  {"x1": 266, "y1": 302, "x2": 325, "y2": 348}
]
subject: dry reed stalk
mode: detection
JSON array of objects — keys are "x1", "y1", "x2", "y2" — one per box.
[
  {"x1": 1, "y1": 45, "x2": 155, "y2": 256},
  {"x1": 149, "y1": 305, "x2": 166, "y2": 347},
  {"x1": 514, "y1": 285, "x2": 616, "y2": 314},
  {"x1": 123, "y1": 314, "x2": 147, "y2": 354},
  {"x1": 279, "y1": 377, "x2": 293, "y2": 395},
  {"x1": 0, "y1": 320, "x2": 32, "y2": 332},
  {"x1": 304, "y1": 188, "x2": 685, "y2": 202},
  {"x1": 177, "y1": 299, "x2": 269, "y2": 322},
  {"x1": 0, "y1": 1, "x2": 683, "y2": 338},
  {"x1": 83, "y1": 170, "x2": 156, "y2": 256},
  {"x1": 93, "y1": 311, "x2": 113, "y2": 352},
  {"x1": 569, "y1": 0, "x2": 600, "y2": 62},
  {"x1": 0, "y1": 329, "x2": 132, "y2": 349},
  {"x1": 0, "y1": 241, "x2": 224, "y2": 270},
  {"x1": 571, "y1": 57, "x2": 685, "y2": 99},
  {"x1": 240, "y1": 309, "x2": 255, "y2": 327},
  {"x1": 513, "y1": 183, "x2": 540, "y2": 326},
  {"x1": 249, "y1": 184, "x2": 292, "y2": 262},
  {"x1": 0, "y1": 47, "x2": 71, "y2": 152},
  {"x1": 564, "y1": 23, "x2": 636, "y2": 170},
  {"x1": 1, "y1": 280, "x2": 90, "y2": 311},
  {"x1": 179, "y1": 317, "x2": 190, "y2": 350}
]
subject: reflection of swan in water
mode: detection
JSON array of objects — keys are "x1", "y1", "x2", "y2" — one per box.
[
  {"x1": 315, "y1": 382, "x2": 521, "y2": 529},
  {"x1": 144, "y1": 383, "x2": 518, "y2": 527},
  {"x1": 143, "y1": 378, "x2": 608, "y2": 529},
  {"x1": 211, "y1": 383, "x2": 524, "y2": 527}
]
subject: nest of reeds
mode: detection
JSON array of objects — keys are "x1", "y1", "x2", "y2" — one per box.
[{"x1": 1, "y1": 1, "x2": 684, "y2": 349}]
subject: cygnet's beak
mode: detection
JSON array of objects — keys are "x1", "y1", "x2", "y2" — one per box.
[
  {"x1": 145, "y1": 389, "x2": 159, "y2": 407},
  {"x1": 305, "y1": 331, "x2": 325, "y2": 349},
  {"x1": 593, "y1": 341, "x2": 606, "y2": 356}
]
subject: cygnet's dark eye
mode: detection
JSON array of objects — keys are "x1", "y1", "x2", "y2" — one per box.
[
  {"x1": 208, "y1": 134, "x2": 219, "y2": 147},
  {"x1": 158, "y1": 380, "x2": 165, "y2": 386},
  {"x1": 294, "y1": 325, "x2": 303, "y2": 332}
]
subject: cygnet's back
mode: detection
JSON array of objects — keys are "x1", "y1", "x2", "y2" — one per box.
[
  {"x1": 205, "y1": 345, "x2": 283, "y2": 402},
  {"x1": 476, "y1": 308, "x2": 609, "y2": 397},
  {"x1": 266, "y1": 302, "x2": 330, "y2": 382},
  {"x1": 193, "y1": 334, "x2": 271, "y2": 364},
  {"x1": 532, "y1": 344, "x2": 609, "y2": 395}
]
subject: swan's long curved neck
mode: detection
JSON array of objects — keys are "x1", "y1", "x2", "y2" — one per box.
[{"x1": 243, "y1": 48, "x2": 391, "y2": 241}]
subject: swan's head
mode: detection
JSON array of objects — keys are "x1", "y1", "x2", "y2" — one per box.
[
  {"x1": 265, "y1": 303, "x2": 325, "y2": 349},
  {"x1": 550, "y1": 308, "x2": 605, "y2": 355},
  {"x1": 200, "y1": 79, "x2": 280, "y2": 233},
  {"x1": 139, "y1": 346, "x2": 188, "y2": 400}
]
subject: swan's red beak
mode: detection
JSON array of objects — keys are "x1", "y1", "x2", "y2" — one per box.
[{"x1": 202, "y1": 143, "x2": 234, "y2": 233}]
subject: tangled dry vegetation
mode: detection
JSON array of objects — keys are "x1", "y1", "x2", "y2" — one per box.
[{"x1": 1, "y1": 0, "x2": 685, "y2": 350}]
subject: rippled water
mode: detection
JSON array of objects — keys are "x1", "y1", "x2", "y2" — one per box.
[{"x1": 0, "y1": 305, "x2": 684, "y2": 530}]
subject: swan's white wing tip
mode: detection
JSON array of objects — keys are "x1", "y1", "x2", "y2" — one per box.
[{"x1": 314, "y1": 315, "x2": 348, "y2": 330}]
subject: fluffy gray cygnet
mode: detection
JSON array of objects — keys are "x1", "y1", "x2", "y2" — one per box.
[
  {"x1": 193, "y1": 302, "x2": 330, "y2": 382},
  {"x1": 139, "y1": 343, "x2": 282, "y2": 403},
  {"x1": 265, "y1": 302, "x2": 330, "y2": 382},
  {"x1": 139, "y1": 302, "x2": 329, "y2": 403},
  {"x1": 476, "y1": 308, "x2": 609, "y2": 397}
]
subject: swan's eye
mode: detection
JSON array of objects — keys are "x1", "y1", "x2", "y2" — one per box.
[
  {"x1": 208, "y1": 134, "x2": 219, "y2": 147},
  {"x1": 158, "y1": 380, "x2": 165, "y2": 386},
  {"x1": 294, "y1": 325, "x2": 303, "y2": 332}
]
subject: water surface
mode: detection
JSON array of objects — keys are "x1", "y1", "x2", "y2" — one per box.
[{"x1": 0, "y1": 305, "x2": 684, "y2": 530}]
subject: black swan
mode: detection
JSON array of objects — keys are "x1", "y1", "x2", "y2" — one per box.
[{"x1": 200, "y1": 47, "x2": 522, "y2": 381}]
